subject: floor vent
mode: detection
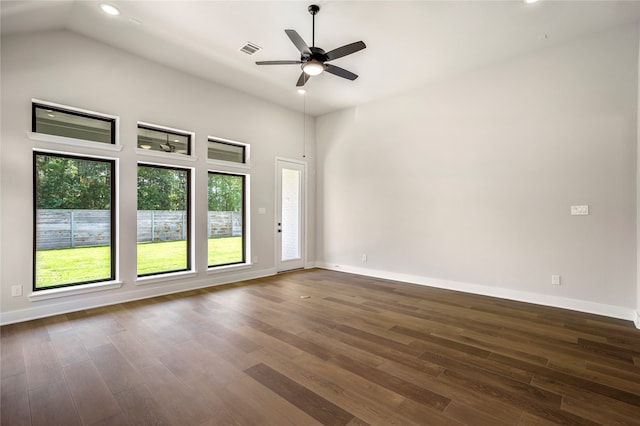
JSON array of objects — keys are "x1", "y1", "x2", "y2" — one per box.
[{"x1": 240, "y1": 42, "x2": 262, "y2": 55}]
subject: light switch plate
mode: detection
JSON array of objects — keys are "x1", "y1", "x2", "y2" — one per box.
[{"x1": 570, "y1": 205, "x2": 589, "y2": 215}]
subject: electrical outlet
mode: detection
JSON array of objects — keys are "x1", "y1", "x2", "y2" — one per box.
[
  {"x1": 570, "y1": 205, "x2": 589, "y2": 215},
  {"x1": 11, "y1": 285, "x2": 23, "y2": 297},
  {"x1": 252, "y1": 256, "x2": 258, "y2": 264},
  {"x1": 551, "y1": 275, "x2": 561, "y2": 286},
  {"x1": 361, "y1": 254, "x2": 367, "y2": 263}
]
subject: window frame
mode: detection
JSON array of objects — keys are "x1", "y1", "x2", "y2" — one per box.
[
  {"x1": 136, "y1": 162, "x2": 194, "y2": 279},
  {"x1": 136, "y1": 122, "x2": 196, "y2": 160},
  {"x1": 207, "y1": 136, "x2": 251, "y2": 169},
  {"x1": 32, "y1": 150, "x2": 117, "y2": 292},
  {"x1": 32, "y1": 100, "x2": 118, "y2": 146},
  {"x1": 207, "y1": 170, "x2": 248, "y2": 269}
]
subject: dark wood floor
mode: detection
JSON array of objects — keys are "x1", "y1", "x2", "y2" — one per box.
[{"x1": 2, "y1": 269, "x2": 640, "y2": 425}]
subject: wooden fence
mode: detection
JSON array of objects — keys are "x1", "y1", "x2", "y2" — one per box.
[{"x1": 35, "y1": 209, "x2": 242, "y2": 249}]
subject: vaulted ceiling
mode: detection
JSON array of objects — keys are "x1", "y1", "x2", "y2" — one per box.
[{"x1": 2, "y1": 1, "x2": 640, "y2": 116}]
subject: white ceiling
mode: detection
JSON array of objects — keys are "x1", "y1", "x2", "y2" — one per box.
[{"x1": 2, "y1": 1, "x2": 640, "y2": 116}]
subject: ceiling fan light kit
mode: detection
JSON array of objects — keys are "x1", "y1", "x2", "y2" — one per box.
[
  {"x1": 302, "y1": 60, "x2": 325, "y2": 76},
  {"x1": 256, "y1": 4, "x2": 366, "y2": 87}
]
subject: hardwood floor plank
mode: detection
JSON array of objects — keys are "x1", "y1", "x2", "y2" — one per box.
[
  {"x1": 113, "y1": 384, "x2": 172, "y2": 426},
  {"x1": 89, "y1": 342, "x2": 145, "y2": 394},
  {"x1": 228, "y1": 375, "x2": 325, "y2": 426},
  {"x1": 376, "y1": 357, "x2": 525, "y2": 423},
  {"x1": 531, "y1": 374, "x2": 640, "y2": 422},
  {"x1": 137, "y1": 363, "x2": 214, "y2": 425},
  {"x1": 560, "y1": 397, "x2": 640, "y2": 425},
  {"x1": 443, "y1": 401, "x2": 514, "y2": 426},
  {"x1": 245, "y1": 362, "x2": 355, "y2": 425},
  {"x1": 0, "y1": 332, "x2": 26, "y2": 379},
  {"x1": 491, "y1": 352, "x2": 640, "y2": 407},
  {"x1": 49, "y1": 329, "x2": 91, "y2": 367},
  {"x1": 0, "y1": 373, "x2": 31, "y2": 426},
  {"x1": 331, "y1": 353, "x2": 451, "y2": 411},
  {"x1": 63, "y1": 360, "x2": 122, "y2": 425},
  {"x1": 255, "y1": 349, "x2": 427, "y2": 425},
  {"x1": 29, "y1": 379, "x2": 81, "y2": 426},
  {"x1": 23, "y1": 341, "x2": 64, "y2": 390}
]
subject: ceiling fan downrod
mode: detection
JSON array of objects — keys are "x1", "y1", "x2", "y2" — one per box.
[{"x1": 309, "y1": 4, "x2": 319, "y2": 47}]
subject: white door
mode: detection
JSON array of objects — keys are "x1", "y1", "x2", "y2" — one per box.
[{"x1": 276, "y1": 159, "x2": 305, "y2": 272}]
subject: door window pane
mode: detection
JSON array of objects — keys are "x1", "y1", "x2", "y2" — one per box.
[
  {"x1": 137, "y1": 165, "x2": 191, "y2": 276},
  {"x1": 281, "y1": 168, "x2": 300, "y2": 261},
  {"x1": 208, "y1": 172, "x2": 245, "y2": 267},
  {"x1": 34, "y1": 153, "x2": 115, "y2": 289}
]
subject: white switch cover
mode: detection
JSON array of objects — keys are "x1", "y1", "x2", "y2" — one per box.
[
  {"x1": 258, "y1": 207, "x2": 266, "y2": 215},
  {"x1": 551, "y1": 275, "x2": 561, "y2": 286},
  {"x1": 570, "y1": 205, "x2": 589, "y2": 216}
]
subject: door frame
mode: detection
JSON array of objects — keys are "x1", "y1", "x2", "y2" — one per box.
[{"x1": 275, "y1": 157, "x2": 307, "y2": 272}]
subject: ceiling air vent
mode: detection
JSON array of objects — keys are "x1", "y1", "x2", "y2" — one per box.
[{"x1": 240, "y1": 42, "x2": 262, "y2": 55}]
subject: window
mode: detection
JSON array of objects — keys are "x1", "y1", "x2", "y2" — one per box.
[
  {"x1": 208, "y1": 172, "x2": 245, "y2": 267},
  {"x1": 32, "y1": 102, "x2": 116, "y2": 144},
  {"x1": 33, "y1": 152, "x2": 115, "y2": 290},
  {"x1": 208, "y1": 138, "x2": 248, "y2": 164},
  {"x1": 137, "y1": 164, "x2": 191, "y2": 276},
  {"x1": 138, "y1": 124, "x2": 191, "y2": 156}
]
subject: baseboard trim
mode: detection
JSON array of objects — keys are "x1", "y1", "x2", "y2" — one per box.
[
  {"x1": 634, "y1": 310, "x2": 640, "y2": 329},
  {"x1": 0, "y1": 267, "x2": 277, "y2": 326},
  {"x1": 315, "y1": 263, "x2": 636, "y2": 323}
]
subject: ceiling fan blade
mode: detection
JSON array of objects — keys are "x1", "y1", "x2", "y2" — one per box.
[
  {"x1": 325, "y1": 41, "x2": 366, "y2": 61},
  {"x1": 296, "y1": 72, "x2": 311, "y2": 87},
  {"x1": 325, "y1": 64, "x2": 358, "y2": 81},
  {"x1": 256, "y1": 60, "x2": 302, "y2": 65},
  {"x1": 285, "y1": 29, "x2": 311, "y2": 56}
]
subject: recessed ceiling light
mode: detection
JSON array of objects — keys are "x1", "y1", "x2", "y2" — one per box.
[
  {"x1": 297, "y1": 88, "x2": 307, "y2": 95},
  {"x1": 100, "y1": 4, "x2": 120, "y2": 16},
  {"x1": 524, "y1": 0, "x2": 540, "y2": 4}
]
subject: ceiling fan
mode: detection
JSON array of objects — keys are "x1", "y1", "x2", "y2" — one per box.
[{"x1": 256, "y1": 4, "x2": 366, "y2": 87}]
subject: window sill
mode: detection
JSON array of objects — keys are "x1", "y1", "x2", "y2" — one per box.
[
  {"x1": 28, "y1": 132, "x2": 123, "y2": 152},
  {"x1": 207, "y1": 263, "x2": 252, "y2": 274},
  {"x1": 136, "y1": 148, "x2": 197, "y2": 162},
  {"x1": 29, "y1": 281, "x2": 123, "y2": 302},
  {"x1": 135, "y1": 270, "x2": 198, "y2": 286},
  {"x1": 207, "y1": 158, "x2": 251, "y2": 170}
]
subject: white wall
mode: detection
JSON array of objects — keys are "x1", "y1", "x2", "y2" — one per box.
[
  {"x1": 637, "y1": 20, "x2": 640, "y2": 328},
  {"x1": 317, "y1": 24, "x2": 639, "y2": 320},
  {"x1": 0, "y1": 30, "x2": 315, "y2": 324}
]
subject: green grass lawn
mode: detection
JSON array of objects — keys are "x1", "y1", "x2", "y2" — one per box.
[{"x1": 36, "y1": 237, "x2": 243, "y2": 288}]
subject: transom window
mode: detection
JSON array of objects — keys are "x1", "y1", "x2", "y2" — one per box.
[
  {"x1": 208, "y1": 138, "x2": 248, "y2": 164},
  {"x1": 32, "y1": 102, "x2": 116, "y2": 144},
  {"x1": 138, "y1": 124, "x2": 192, "y2": 155}
]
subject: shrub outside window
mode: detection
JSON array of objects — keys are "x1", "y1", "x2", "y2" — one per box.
[
  {"x1": 137, "y1": 164, "x2": 191, "y2": 276},
  {"x1": 208, "y1": 172, "x2": 245, "y2": 267},
  {"x1": 33, "y1": 152, "x2": 116, "y2": 290}
]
